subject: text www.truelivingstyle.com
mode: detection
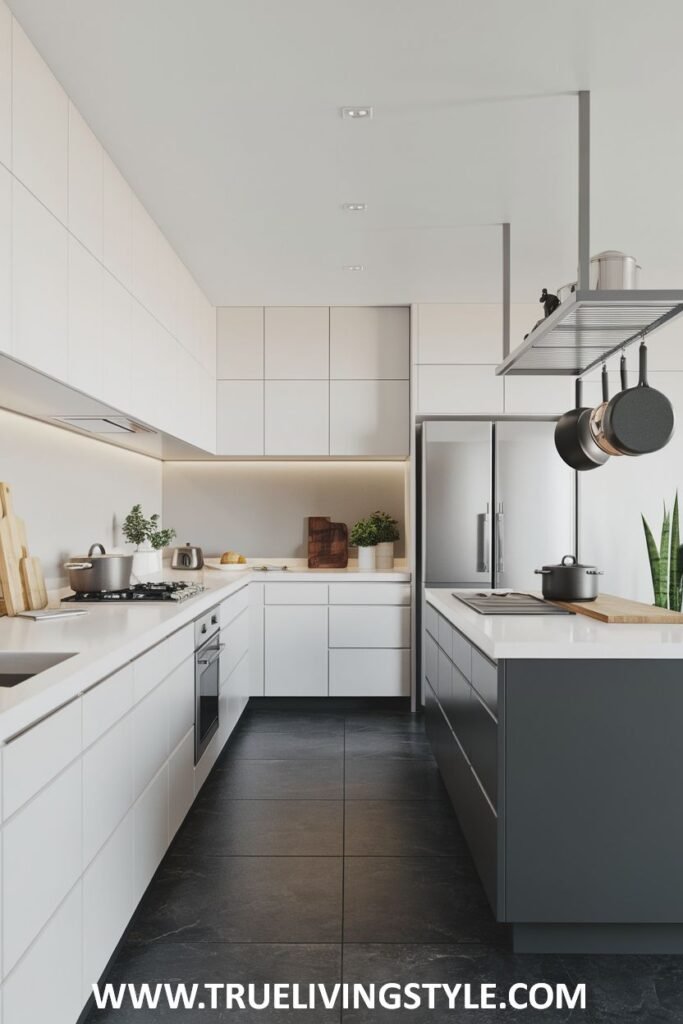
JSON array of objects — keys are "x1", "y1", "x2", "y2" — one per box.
[{"x1": 92, "y1": 980, "x2": 587, "y2": 1013}]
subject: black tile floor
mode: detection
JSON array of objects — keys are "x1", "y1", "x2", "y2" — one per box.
[{"x1": 86, "y1": 701, "x2": 683, "y2": 1023}]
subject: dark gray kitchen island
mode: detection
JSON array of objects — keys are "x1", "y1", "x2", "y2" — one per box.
[{"x1": 424, "y1": 589, "x2": 683, "y2": 954}]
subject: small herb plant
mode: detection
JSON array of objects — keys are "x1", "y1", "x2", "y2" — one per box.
[
  {"x1": 642, "y1": 491, "x2": 682, "y2": 610},
  {"x1": 350, "y1": 516, "x2": 380, "y2": 548},
  {"x1": 371, "y1": 510, "x2": 400, "y2": 544},
  {"x1": 123, "y1": 504, "x2": 177, "y2": 551}
]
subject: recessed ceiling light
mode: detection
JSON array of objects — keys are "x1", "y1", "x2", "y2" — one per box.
[
  {"x1": 342, "y1": 203, "x2": 367, "y2": 212},
  {"x1": 344, "y1": 264, "x2": 365, "y2": 271},
  {"x1": 341, "y1": 106, "x2": 373, "y2": 120}
]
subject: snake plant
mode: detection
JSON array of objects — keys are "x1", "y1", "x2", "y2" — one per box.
[{"x1": 642, "y1": 492, "x2": 682, "y2": 610}]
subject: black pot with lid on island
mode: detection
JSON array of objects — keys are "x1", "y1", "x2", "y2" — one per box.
[{"x1": 534, "y1": 555, "x2": 604, "y2": 602}]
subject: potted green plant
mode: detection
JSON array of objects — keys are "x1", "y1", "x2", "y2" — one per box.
[
  {"x1": 642, "y1": 492, "x2": 683, "y2": 610},
  {"x1": 371, "y1": 510, "x2": 400, "y2": 570},
  {"x1": 122, "y1": 504, "x2": 177, "y2": 577},
  {"x1": 350, "y1": 516, "x2": 380, "y2": 571}
]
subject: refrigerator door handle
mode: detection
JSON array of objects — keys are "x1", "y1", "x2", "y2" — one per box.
[
  {"x1": 476, "y1": 504, "x2": 490, "y2": 573},
  {"x1": 495, "y1": 503, "x2": 504, "y2": 574}
]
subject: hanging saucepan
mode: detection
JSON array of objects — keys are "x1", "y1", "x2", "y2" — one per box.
[
  {"x1": 554, "y1": 378, "x2": 610, "y2": 471},
  {"x1": 589, "y1": 364, "x2": 624, "y2": 457},
  {"x1": 597, "y1": 343, "x2": 675, "y2": 456}
]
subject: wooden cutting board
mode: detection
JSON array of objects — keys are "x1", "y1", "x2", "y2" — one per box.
[
  {"x1": 308, "y1": 516, "x2": 348, "y2": 569},
  {"x1": 551, "y1": 593, "x2": 683, "y2": 623},
  {"x1": 0, "y1": 481, "x2": 48, "y2": 614}
]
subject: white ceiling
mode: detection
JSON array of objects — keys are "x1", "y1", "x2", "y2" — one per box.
[{"x1": 8, "y1": 0, "x2": 683, "y2": 306}]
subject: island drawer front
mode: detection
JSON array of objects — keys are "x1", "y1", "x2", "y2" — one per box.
[
  {"x1": 83, "y1": 664, "x2": 135, "y2": 749},
  {"x1": 437, "y1": 649, "x2": 452, "y2": 702},
  {"x1": 329, "y1": 606, "x2": 410, "y2": 648},
  {"x1": 467, "y1": 690, "x2": 498, "y2": 808},
  {"x1": 437, "y1": 615, "x2": 452, "y2": 659},
  {"x1": 441, "y1": 662, "x2": 471, "y2": 754},
  {"x1": 424, "y1": 630, "x2": 438, "y2": 689},
  {"x1": 471, "y1": 648, "x2": 498, "y2": 715},
  {"x1": 220, "y1": 586, "x2": 249, "y2": 628},
  {"x1": 451, "y1": 628, "x2": 472, "y2": 683},
  {"x1": 424, "y1": 603, "x2": 438, "y2": 640},
  {"x1": 425, "y1": 684, "x2": 497, "y2": 911},
  {"x1": 3, "y1": 700, "x2": 82, "y2": 819},
  {"x1": 264, "y1": 583, "x2": 329, "y2": 605}
]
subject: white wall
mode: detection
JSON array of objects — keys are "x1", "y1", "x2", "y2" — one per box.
[
  {"x1": 0, "y1": 410, "x2": 162, "y2": 585},
  {"x1": 579, "y1": 330, "x2": 683, "y2": 603},
  {"x1": 162, "y1": 461, "x2": 406, "y2": 559}
]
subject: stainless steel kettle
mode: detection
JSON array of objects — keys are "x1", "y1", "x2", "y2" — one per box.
[{"x1": 171, "y1": 543, "x2": 204, "y2": 570}]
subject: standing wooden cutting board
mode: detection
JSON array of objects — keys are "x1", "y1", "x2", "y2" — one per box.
[
  {"x1": 551, "y1": 593, "x2": 683, "y2": 623},
  {"x1": 308, "y1": 516, "x2": 348, "y2": 569}
]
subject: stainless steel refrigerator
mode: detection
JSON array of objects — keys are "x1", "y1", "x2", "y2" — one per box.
[{"x1": 419, "y1": 419, "x2": 576, "y2": 593}]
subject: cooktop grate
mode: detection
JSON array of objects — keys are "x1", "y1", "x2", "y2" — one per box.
[{"x1": 454, "y1": 592, "x2": 574, "y2": 615}]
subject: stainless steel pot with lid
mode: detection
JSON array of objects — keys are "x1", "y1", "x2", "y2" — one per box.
[
  {"x1": 534, "y1": 555, "x2": 604, "y2": 602},
  {"x1": 171, "y1": 543, "x2": 204, "y2": 570},
  {"x1": 64, "y1": 543, "x2": 133, "y2": 592}
]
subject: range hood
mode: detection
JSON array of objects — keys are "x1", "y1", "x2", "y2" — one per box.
[{"x1": 496, "y1": 92, "x2": 683, "y2": 377}]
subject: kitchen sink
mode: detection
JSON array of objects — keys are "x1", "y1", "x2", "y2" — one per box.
[{"x1": 0, "y1": 652, "x2": 77, "y2": 687}]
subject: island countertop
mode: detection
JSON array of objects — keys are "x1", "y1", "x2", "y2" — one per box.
[{"x1": 426, "y1": 588, "x2": 683, "y2": 661}]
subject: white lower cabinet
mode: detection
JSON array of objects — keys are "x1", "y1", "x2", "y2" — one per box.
[
  {"x1": 265, "y1": 604, "x2": 328, "y2": 696},
  {"x1": 132, "y1": 678, "x2": 170, "y2": 800},
  {"x1": 134, "y1": 764, "x2": 169, "y2": 901},
  {"x1": 169, "y1": 729, "x2": 195, "y2": 839},
  {"x1": 330, "y1": 648, "x2": 410, "y2": 697},
  {"x1": 83, "y1": 714, "x2": 134, "y2": 866},
  {"x1": 329, "y1": 605, "x2": 410, "y2": 649},
  {"x1": 249, "y1": 582, "x2": 265, "y2": 696},
  {"x1": 167, "y1": 658, "x2": 195, "y2": 753},
  {"x1": 82, "y1": 811, "x2": 135, "y2": 998},
  {"x1": 2, "y1": 883, "x2": 82, "y2": 1024},
  {"x1": 2, "y1": 760, "x2": 82, "y2": 976}
]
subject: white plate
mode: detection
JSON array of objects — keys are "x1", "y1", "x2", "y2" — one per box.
[{"x1": 204, "y1": 558, "x2": 249, "y2": 572}]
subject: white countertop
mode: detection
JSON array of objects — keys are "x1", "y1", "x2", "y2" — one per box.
[
  {"x1": 426, "y1": 588, "x2": 683, "y2": 661},
  {"x1": 0, "y1": 565, "x2": 411, "y2": 743}
]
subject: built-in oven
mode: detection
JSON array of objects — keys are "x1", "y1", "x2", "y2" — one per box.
[{"x1": 194, "y1": 606, "x2": 223, "y2": 764}]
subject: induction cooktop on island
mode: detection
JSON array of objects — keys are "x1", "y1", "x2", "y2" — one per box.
[
  {"x1": 63, "y1": 582, "x2": 206, "y2": 603},
  {"x1": 454, "y1": 592, "x2": 574, "y2": 615}
]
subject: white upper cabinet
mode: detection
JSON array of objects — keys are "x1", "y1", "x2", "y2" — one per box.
[
  {"x1": 0, "y1": 1, "x2": 10, "y2": 170},
  {"x1": 216, "y1": 379, "x2": 264, "y2": 456},
  {"x1": 264, "y1": 307, "x2": 329, "y2": 379},
  {"x1": 68, "y1": 237, "x2": 103, "y2": 396},
  {"x1": 12, "y1": 182, "x2": 68, "y2": 381},
  {"x1": 417, "y1": 364, "x2": 504, "y2": 416},
  {"x1": 504, "y1": 376, "x2": 573, "y2": 416},
  {"x1": 264, "y1": 380, "x2": 329, "y2": 456},
  {"x1": 415, "y1": 304, "x2": 503, "y2": 364},
  {"x1": 102, "y1": 152, "x2": 133, "y2": 291},
  {"x1": 217, "y1": 307, "x2": 263, "y2": 379},
  {"x1": 68, "y1": 103, "x2": 103, "y2": 260},
  {"x1": 330, "y1": 380, "x2": 409, "y2": 456},
  {"x1": 330, "y1": 306, "x2": 409, "y2": 379},
  {"x1": 12, "y1": 21, "x2": 68, "y2": 222},
  {"x1": 0, "y1": 163, "x2": 10, "y2": 356},
  {"x1": 101, "y1": 270, "x2": 132, "y2": 412}
]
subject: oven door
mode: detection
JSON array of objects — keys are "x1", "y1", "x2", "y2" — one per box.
[{"x1": 195, "y1": 631, "x2": 223, "y2": 764}]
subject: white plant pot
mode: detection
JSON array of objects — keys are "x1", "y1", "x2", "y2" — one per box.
[
  {"x1": 357, "y1": 545, "x2": 377, "y2": 571},
  {"x1": 132, "y1": 549, "x2": 163, "y2": 577},
  {"x1": 376, "y1": 541, "x2": 395, "y2": 571}
]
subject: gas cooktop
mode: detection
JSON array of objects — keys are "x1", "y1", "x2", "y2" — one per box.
[{"x1": 62, "y1": 582, "x2": 206, "y2": 603}]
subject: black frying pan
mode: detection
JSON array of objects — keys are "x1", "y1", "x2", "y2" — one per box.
[
  {"x1": 601, "y1": 343, "x2": 674, "y2": 456},
  {"x1": 554, "y1": 379, "x2": 609, "y2": 471}
]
